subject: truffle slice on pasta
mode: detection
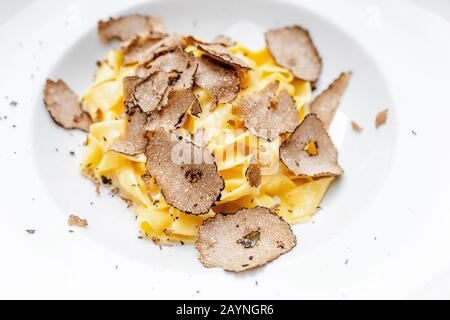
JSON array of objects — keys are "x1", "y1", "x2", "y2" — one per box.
[
  {"x1": 44, "y1": 79, "x2": 92, "y2": 132},
  {"x1": 138, "y1": 34, "x2": 186, "y2": 66},
  {"x1": 187, "y1": 36, "x2": 251, "y2": 69},
  {"x1": 265, "y1": 26, "x2": 322, "y2": 82},
  {"x1": 232, "y1": 81, "x2": 298, "y2": 141},
  {"x1": 190, "y1": 97, "x2": 203, "y2": 116},
  {"x1": 194, "y1": 55, "x2": 241, "y2": 106},
  {"x1": 110, "y1": 108, "x2": 148, "y2": 156},
  {"x1": 123, "y1": 71, "x2": 179, "y2": 113},
  {"x1": 138, "y1": 48, "x2": 198, "y2": 89},
  {"x1": 146, "y1": 88, "x2": 200, "y2": 131},
  {"x1": 122, "y1": 33, "x2": 167, "y2": 65},
  {"x1": 310, "y1": 72, "x2": 352, "y2": 129},
  {"x1": 196, "y1": 207, "x2": 296, "y2": 272},
  {"x1": 98, "y1": 15, "x2": 165, "y2": 43},
  {"x1": 145, "y1": 130, "x2": 224, "y2": 215},
  {"x1": 280, "y1": 114, "x2": 343, "y2": 177},
  {"x1": 246, "y1": 163, "x2": 261, "y2": 188}
]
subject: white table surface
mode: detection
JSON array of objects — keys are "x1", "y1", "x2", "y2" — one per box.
[{"x1": 1, "y1": 0, "x2": 449, "y2": 300}]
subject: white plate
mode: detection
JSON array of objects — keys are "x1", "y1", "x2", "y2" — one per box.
[{"x1": 1, "y1": 0, "x2": 450, "y2": 299}]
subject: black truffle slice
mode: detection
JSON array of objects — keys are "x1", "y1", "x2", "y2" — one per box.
[
  {"x1": 122, "y1": 33, "x2": 167, "y2": 65},
  {"x1": 137, "y1": 34, "x2": 186, "y2": 67},
  {"x1": 310, "y1": 72, "x2": 352, "y2": 129},
  {"x1": 246, "y1": 163, "x2": 261, "y2": 188},
  {"x1": 280, "y1": 114, "x2": 343, "y2": 177},
  {"x1": 195, "y1": 207, "x2": 296, "y2": 272},
  {"x1": 146, "y1": 88, "x2": 199, "y2": 131},
  {"x1": 145, "y1": 130, "x2": 224, "y2": 215},
  {"x1": 190, "y1": 96, "x2": 203, "y2": 116},
  {"x1": 98, "y1": 15, "x2": 165, "y2": 43},
  {"x1": 110, "y1": 108, "x2": 148, "y2": 155},
  {"x1": 194, "y1": 55, "x2": 241, "y2": 105},
  {"x1": 265, "y1": 26, "x2": 322, "y2": 82},
  {"x1": 123, "y1": 71, "x2": 179, "y2": 113},
  {"x1": 232, "y1": 81, "x2": 298, "y2": 141},
  {"x1": 43, "y1": 79, "x2": 92, "y2": 132},
  {"x1": 187, "y1": 37, "x2": 251, "y2": 69},
  {"x1": 139, "y1": 48, "x2": 198, "y2": 89}
]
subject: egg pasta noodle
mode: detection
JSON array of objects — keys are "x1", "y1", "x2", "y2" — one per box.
[{"x1": 81, "y1": 44, "x2": 334, "y2": 244}]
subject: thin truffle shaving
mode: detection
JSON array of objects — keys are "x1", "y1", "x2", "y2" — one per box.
[
  {"x1": 98, "y1": 15, "x2": 165, "y2": 43},
  {"x1": 195, "y1": 55, "x2": 241, "y2": 106},
  {"x1": 146, "y1": 88, "x2": 199, "y2": 131},
  {"x1": 44, "y1": 79, "x2": 92, "y2": 131},
  {"x1": 123, "y1": 71, "x2": 179, "y2": 113},
  {"x1": 310, "y1": 72, "x2": 352, "y2": 129},
  {"x1": 233, "y1": 81, "x2": 298, "y2": 141},
  {"x1": 280, "y1": 114, "x2": 343, "y2": 177},
  {"x1": 68, "y1": 215, "x2": 88, "y2": 228},
  {"x1": 265, "y1": 26, "x2": 322, "y2": 82},
  {"x1": 375, "y1": 109, "x2": 389, "y2": 129},
  {"x1": 110, "y1": 108, "x2": 148, "y2": 155},
  {"x1": 122, "y1": 33, "x2": 167, "y2": 65},
  {"x1": 137, "y1": 34, "x2": 186, "y2": 67},
  {"x1": 187, "y1": 36, "x2": 251, "y2": 69},
  {"x1": 145, "y1": 130, "x2": 224, "y2": 215},
  {"x1": 139, "y1": 48, "x2": 198, "y2": 89},
  {"x1": 246, "y1": 163, "x2": 262, "y2": 188},
  {"x1": 196, "y1": 207, "x2": 296, "y2": 272}
]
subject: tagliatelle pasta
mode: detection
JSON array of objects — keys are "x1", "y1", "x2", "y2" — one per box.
[{"x1": 80, "y1": 44, "x2": 334, "y2": 244}]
